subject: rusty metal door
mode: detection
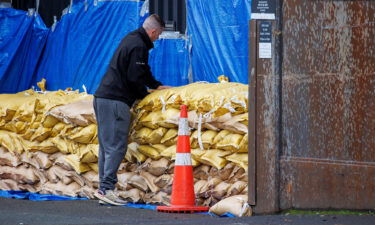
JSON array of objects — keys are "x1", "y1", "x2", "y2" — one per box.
[{"x1": 250, "y1": 0, "x2": 375, "y2": 213}]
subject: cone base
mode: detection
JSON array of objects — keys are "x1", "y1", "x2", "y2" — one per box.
[{"x1": 157, "y1": 205, "x2": 209, "y2": 214}]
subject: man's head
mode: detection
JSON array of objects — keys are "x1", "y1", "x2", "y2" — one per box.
[{"x1": 142, "y1": 14, "x2": 165, "y2": 42}]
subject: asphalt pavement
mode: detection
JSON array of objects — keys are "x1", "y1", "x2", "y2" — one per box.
[{"x1": 0, "y1": 197, "x2": 374, "y2": 225}]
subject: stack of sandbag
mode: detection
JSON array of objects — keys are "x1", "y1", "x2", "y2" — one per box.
[
  {"x1": 0, "y1": 82, "x2": 250, "y2": 216},
  {"x1": 0, "y1": 86, "x2": 99, "y2": 198},
  {"x1": 124, "y1": 82, "x2": 249, "y2": 210}
]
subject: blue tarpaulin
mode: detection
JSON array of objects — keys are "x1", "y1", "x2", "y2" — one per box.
[
  {"x1": 33, "y1": 0, "x2": 143, "y2": 93},
  {"x1": 0, "y1": 9, "x2": 49, "y2": 93},
  {"x1": 149, "y1": 38, "x2": 189, "y2": 87},
  {"x1": 0, "y1": 190, "x2": 88, "y2": 201},
  {"x1": 0, "y1": 0, "x2": 250, "y2": 93},
  {"x1": 187, "y1": 0, "x2": 251, "y2": 83}
]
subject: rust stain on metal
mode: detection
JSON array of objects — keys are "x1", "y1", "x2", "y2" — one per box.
[{"x1": 280, "y1": 0, "x2": 375, "y2": 210}]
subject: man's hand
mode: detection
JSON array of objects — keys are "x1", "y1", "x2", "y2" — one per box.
[{"x1": 156, "y1": 85, "x2": 172, "y2": 90}]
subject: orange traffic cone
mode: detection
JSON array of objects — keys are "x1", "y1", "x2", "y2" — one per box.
[{"x1": 157, "y1": 105, "x2": 209, "y2": 213}]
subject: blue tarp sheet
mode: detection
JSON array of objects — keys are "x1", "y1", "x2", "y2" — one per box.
[
  {"x1": 0, "y1": 190, "x2": 88, "y2": 201},
  {"x1": 0, "y1": 0, "x2": 250, "y2": 93},
  {"x1": 149, "y1": 38, "x2": 189, "y2": 87},
  {"x1": 187, "y1": 0, "x2": 251, "y2": 83},
  {"x1": 33, "y1": 0, "x2": 143, "y2": 93},
  {"x1": 0, "y1": 9, "x2": 49, "y2": 93}
]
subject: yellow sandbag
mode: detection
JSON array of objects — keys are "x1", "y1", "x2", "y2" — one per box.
[
  {"x1": 88, "y1": 162, "x2": 98, "y2": 173},
  {"x1": 158, "y1": 108, "x2": 180, "y2": 128},
  {"x1": 151, "y1": 144, "x2": 167, "y2": 153},
  {"x1": 138, "y1": 145, "x2": 161, "y2": 160},
  {"x1": 213, "y1": 130, "x2": 231, "y2": 145},
  {"x1": 216, "y1": 133, "x2": 243, "y2": 152},
  {"x1": 0, "y1": 130, "x2": 24, "y2": 155},
  {"x1": 78, "y1": 145, "x2": 98, "y2": 163},
  {"x1": 50, "y1": 137, "x2": 69, "y2": 154},
  {"x1": 190, "y1": 130, "x2": 218, "y2": 149},
  {"x1": 139, "y1": 111, "x2": 163, "y2": 129},
  {"x1": 0, "y1": 94, "x2": 25, "y2": 121},
  {"x1": 145, "y1": 127, "x2": 167, "y2": 144},
  {"x1": 136, "y1": 88, "x2": 176, "y2": 111},
  {"x1": 133, "y1": 127, "x2": 153, "y2": 144},
  {"x1": 41, "y1": 115, "x2": 60, "y2": 128},
  {"x1": 50, "y1": 122, "x2": 66, "y2": 137},
  {"x1": 14, "y1": 121, "x2": 28, "y2": 134},
  {"x1": 127, "y1": 142, "x2": 147, "y2": 163},
  {"x1": 30, "y1": 127, "x2": 51, "y2": 142},
  {"x1": 197, "y1": 149, "x2": 231, "y2": 169},
  {"x1": 69, "y1": 124, "x2": 96, "y2": 144},
  {"x1": 191, "y1": 149, "x2": 205, "y2": 161},
  {"x1": 160, "y1": 129, "x2": 178, "y2": 146},
  {"x1": 64, "y1": 154, "x2": 91, "y2": 174},
  {"x1": 13, "y1": 99, "x2": 38, "y2": 123},
  {"x1": 226, "y1": 153, "x2": 248, "y2": 170},
  {"x1": 160, "y1": 145, "x2": 176, "y2": 158},
  {"x1": 238, "y1": 133, "x2": 248, "y2": 153},
  {"x1": 0, "y1": 120, "x2": 28, "y2": 134},
  {"x1": 26, "y1": 139, "x2": 59, "y2": 154}
]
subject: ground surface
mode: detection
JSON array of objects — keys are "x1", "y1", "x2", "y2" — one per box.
[{"x1": 1, "y1": 198, "x2": 374, "y2": 225}]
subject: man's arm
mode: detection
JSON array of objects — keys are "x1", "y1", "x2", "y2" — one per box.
[{"x1": 126, "y1": 47, "x2": 159, "y2": 98}]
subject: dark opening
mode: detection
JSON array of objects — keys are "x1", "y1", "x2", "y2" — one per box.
[{"x1": 149, "y1": 0, "x2": 186, "y2": 33}]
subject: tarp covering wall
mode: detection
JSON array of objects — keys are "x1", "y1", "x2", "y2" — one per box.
[
  {"x1": 0, "y1": 0, "x2": 250, "y2": 93},
  {"x1": 33, "y1": 0, "x2": 143, "y2": 93},
  {"x1": 0, "y1": 9, "x2": 48, "y2": 93},
  {"x1": 187, "y1": 0, "x2": 251, "y2": 83},
  {"x1": 149, "y1": 38, "x2": 189, "y2": 86}
]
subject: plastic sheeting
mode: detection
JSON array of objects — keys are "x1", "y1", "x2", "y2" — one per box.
[
  {"x1": 1, "y1": 0, "x2": 251, "y2": 94},
  {"x1": 0, "y1": 190, "x2": 88, "y2": 201},
  {"x1": 0, "y1": 9, "x2": 49, "y2": 93},
  {"x1": 187, "y1": 0, "x2": 251, "y2": 83},
  {"x1": 149, "y1": 38, "x2": 189, "y2": 87},
  {"x1": 33, "y1": 0, "x2": 143, "y2": 93}
]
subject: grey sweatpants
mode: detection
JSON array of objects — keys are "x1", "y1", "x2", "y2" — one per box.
[{"x1": 93, "y1": 97, "x2": 131, "y2": 190}]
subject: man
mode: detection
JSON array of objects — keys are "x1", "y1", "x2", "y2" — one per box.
[{"x1": 93, "y1": 14, "x2": 170, "y2": 205}]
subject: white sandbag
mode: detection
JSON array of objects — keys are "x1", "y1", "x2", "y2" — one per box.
[
  {"x1": 209, "y1": 195, "x2": 252, "y2": 217},
  {"x1": 0, "y1": 165, "x2": 39, "y2": 184},
  {"x1": 127, "y1": 175, "x2": 149, "y2": 192},
  {"x1": 118, "y1": 188, "x2": 145, "y2": 203},
  {"x1": 146, "y1": 158, "x2": 169, "y2": 176},
  {"x1": 117, "y1": 172, "x2": 135, "y2": 190},
  {"x1": 154, "y1": 174, "x2": 173, "y2": 189},
  {"x1": 227, "y1": 181, "x2": 247, "y2": 196},
  {"x1": 140, "y1": 171, "x2": 159, "y2": 193},
  {"x1": 0, "y1": 179, "x2": 19, "y2": 191},
  {"x1": 82, "y1": 170, "x2": 99, "y2": 188},
  {"x1": 0, "y1": 147, "x2": 21, "y2": 167}
]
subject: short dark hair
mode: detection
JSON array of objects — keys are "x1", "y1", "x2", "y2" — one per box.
[{"x1": 143, "y1": 14, "x2": 165, "y2": 30}]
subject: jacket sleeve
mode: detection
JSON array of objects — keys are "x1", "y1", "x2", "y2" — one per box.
[{"x1": 126, "y1": 47, "x2": 162, "y2": 99}]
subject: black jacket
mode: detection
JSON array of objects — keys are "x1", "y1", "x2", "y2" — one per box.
[{"x1": 94, "y1": 27, "x2": 162, "y2": 107}]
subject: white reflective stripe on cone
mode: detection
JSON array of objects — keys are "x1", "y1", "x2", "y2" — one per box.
[
  {"x1": 175, "y1": 153, "x2": 192, "y2": 166},
  {"x1": 178, "y1": 118, "x2": 190, "y2": 136}
]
